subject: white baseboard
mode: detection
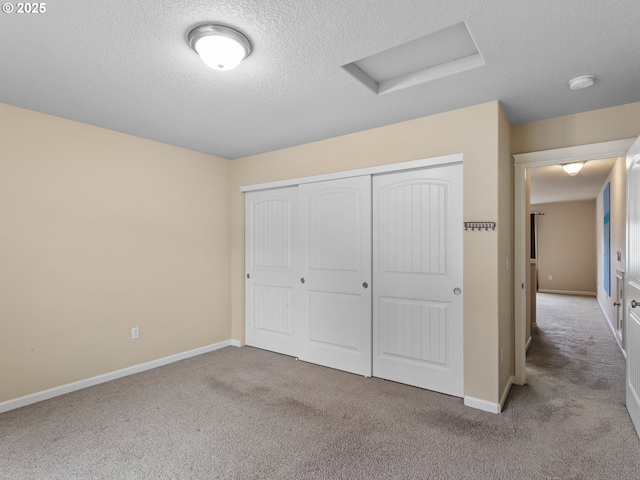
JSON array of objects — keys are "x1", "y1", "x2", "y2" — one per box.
[
  {"x1": 464, "y1": 396, "x2": 501, "y2": 414},
  {"x1": 464, "y1": 376, "x2": 514, "y2": 414},
  {"x1": 596, "y1": 294, "x2": 615, "y2": 330},
  {"x1": 0, "y1": 340, "x2": 237, "y2": 414},
  {"x1": 525, "y1": 336, "x2": 532, "y2": 351},
  {"x1": 230, "y1": 339, "x2": 242, "y2": 347},
  {"x1": 596, "y1": 296, "x2": 626, "y2": 357},
  {"x1": 537, "y1": 289, "x2": 596, "y2": 296}
]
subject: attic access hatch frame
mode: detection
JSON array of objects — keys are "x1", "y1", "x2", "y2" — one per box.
[{"x1": 342, "y1": 22, "x2": 484, "y2": 95}]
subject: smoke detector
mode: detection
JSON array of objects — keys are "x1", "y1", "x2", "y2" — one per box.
[{"x1": 568, "y1": 75, "x2": 595, "y2": 90}]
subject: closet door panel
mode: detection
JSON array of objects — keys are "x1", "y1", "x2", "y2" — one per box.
[
  {"x1": 298, "y1": 176, "x2": 372, "y2": 376},
  {"x1": 373, "y1": 164, "x2": 463, "y2": 397},
  {"x1": 245, "y1": 187, "x2": 299, "y2": 356}
]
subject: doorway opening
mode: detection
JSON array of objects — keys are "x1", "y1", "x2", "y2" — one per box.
[
  {"x1": 513, "y1": 138, "x2": 636, "y2": 385},
  {"x1": 528, "y1": 157, "x2": 626, "y2": 358}
]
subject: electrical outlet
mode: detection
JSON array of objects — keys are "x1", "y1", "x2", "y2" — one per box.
[
  {"x1": 132, "y1": 327, "x2": 140, "y2": 339},
  {"x1": 548, "y1": 275, "x2": 553, "y2": 280},
  {"x1": 500, "y1": 347, "x2": 504, "y2": 364}
]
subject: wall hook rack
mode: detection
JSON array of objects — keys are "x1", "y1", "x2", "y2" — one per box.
[{"x1": 464, "y1": 222, "x2": 496, "y2": 231}]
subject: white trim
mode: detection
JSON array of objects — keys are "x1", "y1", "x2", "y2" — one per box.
[
  {"x1": 379, "y1": 54, "x2": 485, "y2": 94},
  {"x1": 537, "y1": 289, "x2": 596, "y2": 296},
  {"x1": 513, "y1": 138, "x2": 636, "y2": 166},
  {"x1": 526, "y1": 336, "x2": 532, "y2": 351},
  {"x1": 0, "y1": 340, "x2": 235, "y2": 414},
  {"x1": 500, "y1": 375, "x2": 515, "y2": 412},
  {"x1": 464, "y1": 377, "x2": 514, "y2": 414},
  {"x1": 241, "y1": 153, "x2": 462, "y2": 192},
  {"x1": 514, "y1": 164, "x2": 528, "y2": 385},
  {"x1": 230, "y1": 339, "x2": 242, "y2": 347},
  {"x1": 596, "y1": 295, "x2": 627, "y2": 358},
  {"x1": 513, "y1": 138, "x2": 636, "y2": 387},
  {"x1": 464, "y1": 396, "x2": 501, "y2": 414}
]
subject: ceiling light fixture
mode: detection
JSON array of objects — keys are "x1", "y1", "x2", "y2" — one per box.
[
  {"x1": 562, "y1": 162, "x2": 585, "y2": 176},
  {"x1": 568, "y1": 75, "x2": 595, "y2": 90},
  {"x1": 188, "y1": 24, "x2": 252, "y2": 71}
]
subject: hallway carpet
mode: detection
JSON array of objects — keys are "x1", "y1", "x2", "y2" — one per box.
[{"x1": 1, "y1": 293, "x2": 638, "y2": 479}]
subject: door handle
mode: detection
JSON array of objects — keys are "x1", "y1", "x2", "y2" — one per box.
[
  {"x1": 632, "y1": 300, "x2": 639, "y2": 309},
  {"x1": 300, "y1": 278, "x2": 305, "y2": 284},
  {"x1": 362, "y1": 282, "x2": 368, "y2": 289}
]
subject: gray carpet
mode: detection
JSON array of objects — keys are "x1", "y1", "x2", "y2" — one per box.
[{"x1": 1, "y1": 293, "x2": 638, "y2": 479}]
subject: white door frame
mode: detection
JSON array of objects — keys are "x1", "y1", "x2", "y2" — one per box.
[
  {"x1": 240, "y1": 154, "x2": 462, "y2": 193},
  {"x1": 513, "y1": 138, "x2": 636, "y2": 385}
]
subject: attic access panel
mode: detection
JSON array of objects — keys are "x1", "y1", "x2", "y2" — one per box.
[{"x1": 343, "y1": 22, "x2": 484, "y2": 94}]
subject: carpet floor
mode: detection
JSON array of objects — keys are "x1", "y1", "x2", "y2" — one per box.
[{"x1": 1, "y1": 293, "x2": 638, "y2": 479}]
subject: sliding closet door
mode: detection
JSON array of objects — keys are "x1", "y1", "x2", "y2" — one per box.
[
  {"x1": 245, "y1": 187, "x2": 299, "y2": 357},
  {"x1": 298, "y1": 176, "x2": 372, "y2": 376},
  {"x1": 373, "y1": 164, "x2": 463, "y2": 397}
]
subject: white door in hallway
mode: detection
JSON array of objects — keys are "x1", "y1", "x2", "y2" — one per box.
[
  {"x1": 298, "y1": 176, "x2": 372, "y2": 376},
  {"x1": 245, "y1": 187, "x2": 299, "y2": 357},
  {"x1": 625, "y1": 136, "x2": 640, "y2": 438},
  {"x1": 372, "y1": 164, "x2": 463, "y2": 397}
]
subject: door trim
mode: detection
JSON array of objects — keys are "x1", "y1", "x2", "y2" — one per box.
[
  {"x1": 241, "y1": 154, "x2": 462, "y2": 192},
  {"x1": 513, "y1": 138, "x2": 636, "y2": 385}
]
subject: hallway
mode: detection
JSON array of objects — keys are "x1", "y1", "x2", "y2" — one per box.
[{"x1": 509, "y1": 292, "x2": 638, "y2": 477}]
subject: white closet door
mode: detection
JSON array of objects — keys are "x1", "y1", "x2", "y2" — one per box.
[
  {"x1": 245, "y1": 187, "x2": 299, "y2": 357},
  {"x1": 298, "y1": 176, "x2": 372, "y2": 376},
  {"x1": 373, "y1": 164, "x2": 463, "y2": 397}
]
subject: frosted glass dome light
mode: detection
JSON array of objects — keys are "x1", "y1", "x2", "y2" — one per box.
[
  {"x1": 188, "y1": 24, "x2": 252, "y2": 71},
  {"x1": 562, "y1": 162, "x2": 585, "y2": 176}
]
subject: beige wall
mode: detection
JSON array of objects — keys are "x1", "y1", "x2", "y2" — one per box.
[
  {"x1": 498, "y1": 107, "x2": 514, "y2": 397},
  {"x1": 512, "y1": 102, "x2": 640, "y2": 154},
  {"x1": 4, "y1": 96, "x2": 640, "y2": 410},
  {"x1": 231, "y1": 101, "x2": 507, "y2": 404},
  {"x1": 0, "y1": 104, "x2": 231, "y2": 403},
  {"x1": 596, "y1": 157, "x2": 626, "y2": 332},
  {"x1": 533, "y1": 201, "x2": 597, "y2": 294}
]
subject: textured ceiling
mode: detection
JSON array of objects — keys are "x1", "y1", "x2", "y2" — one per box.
[{"x1": 1, "y1": 0, "x2": 639, "y2": 159}]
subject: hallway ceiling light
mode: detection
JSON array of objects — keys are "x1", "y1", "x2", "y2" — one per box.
[
  {"x1": 562, "y1": 162, "x2": 585, "y2": 176},
  {"x1": 188, "y1": 24, "x2": 252, "y2": 71},
  {"x1": 568, "y1": 75, "x2": 595, "y2": 90}
]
